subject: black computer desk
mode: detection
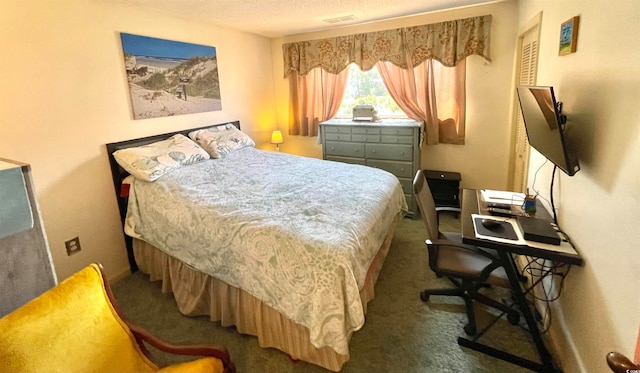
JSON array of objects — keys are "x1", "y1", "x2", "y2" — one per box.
[{"x1": 460, "y1": 189, "x2": 584, "y2": 373}]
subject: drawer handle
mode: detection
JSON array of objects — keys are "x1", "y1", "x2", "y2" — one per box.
[
  {"x1": 395, "y1": 130, "x2": 399, "y2": 134},
  {"x1": 336, "y1": 136, "x2": 340, "y2": 140},
  {"x1": 354, "y1": 149, "x2": 359, "y2": 152},
  {"x1": 364, "y1": 137, "x2": 367, "y2": 141},
  {"x1": 372, "y1": 150, "x2": 376, "y2": 153},
  {"x1": 330, "y1": 147, "x2": 335, "y2": 150},
  {"x1": 400, "y1": 168, "x2": 405, "y2": 172},
  {"x1": 394, "y1": 139, "x2": 399, "y2": 143},
  {"x1": 400, "y1": 151, "x2": 405, "y2": 155}
]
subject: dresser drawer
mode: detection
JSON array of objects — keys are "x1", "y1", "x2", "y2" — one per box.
[
  {"x1": 366, "y1": 144, "x2": 412, "y2": 161},
  {"x1": 398, "y1": 177, "x2": 412, "y2": 195},
  {"x1": 381, "y1": 127, "x2": 415, "y2": 136},
  {"x1": 381, "y1": 135, "x2": 413, "y2": 144},
  {"x1": 351, "y1": 127, "x2": 381, "y2": 135},
  {"x1": 324, "y1": 126, "x2": 352, "y2": 134},
  {"x1": 326, "y1": 156, "x2": 366, "y2": 165},
  {"x1": 325, "y1": 141, "x2": 365, "y2": 158},
  {"x1": 324, "y1": 133, "x2": 351, "y2": 141},
  {"x1": 366, "y1": 159, "x2": 413, "y2": 178},
  {"x1": 404, "y1": 194, "x2": 413, "y2": 210},
  {"x1": 351, "y1": 134, "x2": 380, "y2": 143}
]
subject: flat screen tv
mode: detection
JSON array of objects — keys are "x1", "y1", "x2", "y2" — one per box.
[{"x1": 516, "y1": 85, "x2": 580, "y2": 176}]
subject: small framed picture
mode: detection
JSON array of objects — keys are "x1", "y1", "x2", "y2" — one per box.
[{"x1": 559, "y1": 16, "x2": 580, "y2": 56}]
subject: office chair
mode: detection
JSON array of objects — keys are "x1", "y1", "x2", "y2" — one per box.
[{"x1": 413, "y1": 170, "x2": 519, "y2": 336}]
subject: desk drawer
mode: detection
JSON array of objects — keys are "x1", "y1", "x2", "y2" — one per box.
[
  {"x1": 366, "y1": 159, "x2": 413, "y2": 178},
  {"x1": 325, "y1": 141, "x2": 365, "y2": 158},
  {"x1": 366, "y1": 144, "x2": 412, "y2": 161}
]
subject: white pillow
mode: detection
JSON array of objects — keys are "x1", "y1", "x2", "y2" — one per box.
[
  {"x1": 113, "y1": 134, "x2": 210, "y2": 181},
  {"x1": 189, "y1": 124, "x2": 255, "y2": 158}
]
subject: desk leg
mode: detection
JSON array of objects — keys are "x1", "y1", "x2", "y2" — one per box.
[{"x1": 457, "y1": 251, "x2": 559, "y2": 373}]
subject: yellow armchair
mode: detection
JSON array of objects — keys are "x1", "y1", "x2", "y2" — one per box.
[{"x1": 0, "y1": 263, "x2": 234, "y2": 373}]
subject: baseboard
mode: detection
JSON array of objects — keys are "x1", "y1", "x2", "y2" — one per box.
[
  {"x1": 545, "y1": 302, "x2": 586, "y2": 372},
  {"x1": 108, "y1": 266, "x2": 132, "y2": 284}
]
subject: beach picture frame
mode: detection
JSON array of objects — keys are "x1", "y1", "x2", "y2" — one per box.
[
  {"x1": 120, "y1": 33, "x2": 221, "y2": 120},
  {"x1": 559, "y1": 16, "x2": 579, "y2": 56}
]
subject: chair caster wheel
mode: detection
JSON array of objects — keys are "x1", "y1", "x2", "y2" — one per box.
[
  {"x1": 463, "y1": 323, "x2": 476, "y2": 336},
  {"x1": 420, "y1": 291, "x2": 430, "y2": 302},
  {"x1": 507, "y1": 310, "x2": 520, "y2": 325}
]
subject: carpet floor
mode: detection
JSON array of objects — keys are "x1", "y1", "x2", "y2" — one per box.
[{"x1": 112, "y1": 214, "x2": 539, "y2": 373}]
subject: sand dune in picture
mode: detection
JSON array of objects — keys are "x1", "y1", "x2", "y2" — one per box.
[{"x1": 129, "y1": 84, "x2": 222, "y2": 119}]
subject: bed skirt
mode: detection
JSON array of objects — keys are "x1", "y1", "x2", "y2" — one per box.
[{"x1": 132, "y1": 214, "x2": 400, "y2": 372}]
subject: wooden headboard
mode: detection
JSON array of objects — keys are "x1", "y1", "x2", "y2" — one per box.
[{"x1": 105, "y1": 120, "x2": 240, "y2": 271}]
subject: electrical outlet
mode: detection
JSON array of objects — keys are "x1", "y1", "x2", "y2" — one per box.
[{"x1": 65, "y1": 237, "x2": 81, "y2": 256}]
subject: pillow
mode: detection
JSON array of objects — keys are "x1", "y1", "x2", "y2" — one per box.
[
  {"x1": 113, "y1": 134, "x2": 210, "y2": 181},
  {"x1": 189, "y1": 124, "x2": 255, "y2": 158}
]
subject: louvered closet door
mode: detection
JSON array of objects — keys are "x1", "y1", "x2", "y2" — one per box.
[{"x1": 511, "y1": 25, "x2": 539, "y2": 192}]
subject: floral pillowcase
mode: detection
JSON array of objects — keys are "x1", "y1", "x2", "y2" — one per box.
[
  {"x1": 113, "y1": 134, "x2": 210, "y2": 182},
  {"x1": 188, "y1": 124, "x2": 255, "y2": 158}
]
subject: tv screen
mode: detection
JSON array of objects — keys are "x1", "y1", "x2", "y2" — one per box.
[{"x1": 516, "y1": 86, "x2": 580, "y2": 176}]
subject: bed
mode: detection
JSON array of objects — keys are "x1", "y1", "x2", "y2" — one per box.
[{"x1": 106, "y1": 121, "x2": 407, "y2": 371}]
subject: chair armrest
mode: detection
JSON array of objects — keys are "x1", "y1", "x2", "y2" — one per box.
[
  {"x1": 607, "y1": 351, "x2": 639, "y2": 373},
  {"x1": 426, "y1": 239, "x2": 505, "y2": 277},
  {"x1": 427, "y1": 239, "x2": 496, "y2": 260},
  {"x1": 129, "y1": 324, "x2": 235, "y2": 373},
  {"x1": 435, "y1": 206, "x2": 461, "y2": 214}
]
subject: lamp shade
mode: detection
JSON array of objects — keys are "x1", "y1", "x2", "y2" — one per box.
[{"x1": 271, "y1": 130, "x2": 284, "y2": 144}]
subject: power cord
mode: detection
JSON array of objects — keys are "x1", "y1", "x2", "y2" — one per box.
[{"x1": 519, "y1": 256, "x2": 571, "y2": 334}]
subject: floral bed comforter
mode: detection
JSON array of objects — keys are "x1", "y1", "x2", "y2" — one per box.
[{"x1": 125, "y1": 146, "x2": 407, "y2": 355}]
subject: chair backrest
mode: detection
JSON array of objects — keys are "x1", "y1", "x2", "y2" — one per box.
[
  {"x1": 0, "y1": 263, "x2": 158, "y2": 373},
  {"x1": 413, "y1": 170, "x2": 440, "y2": 240}
]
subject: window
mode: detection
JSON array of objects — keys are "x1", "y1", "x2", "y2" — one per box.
[{"x1": 336, "y1": 64, "x2": 407, "y2": 118}]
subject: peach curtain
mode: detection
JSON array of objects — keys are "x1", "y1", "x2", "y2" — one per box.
[
  {"x1": 376, "y1": 58, "x2": 466, "y2": 145},
  {"x1": 288, "y1": 68, "x2": 349, "y2": 137}
]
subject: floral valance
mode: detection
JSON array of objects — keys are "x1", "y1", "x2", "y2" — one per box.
[{"x1": 283, "y1": 15, "x2": 491, "y2": 77}]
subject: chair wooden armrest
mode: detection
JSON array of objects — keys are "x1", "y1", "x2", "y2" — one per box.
[
  {"x1": 129, "y1": 324, "x2": 235, "y2": 373},
  {"x1": 607, "y1": 351, "x2": 639, "y2": 373}
]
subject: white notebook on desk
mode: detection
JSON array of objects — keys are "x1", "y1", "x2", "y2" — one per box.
[{"x1": 480, "y1": 189, "x2": 526, "y2": 206}]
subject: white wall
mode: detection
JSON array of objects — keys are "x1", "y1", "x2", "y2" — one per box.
[
  {"x1": 0, "y1": 0, "x2": 277, "y2": 281},
  {"x1": 517, "y1": 1, "x2": 640, "y2": 371},
  {"x1": 270, "y1": 0, "x2": 520, "y2": 190}
]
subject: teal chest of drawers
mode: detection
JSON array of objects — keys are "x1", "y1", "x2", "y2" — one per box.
[{"x1": 319, "y1": 119, "x2": 422, "y2": 217}]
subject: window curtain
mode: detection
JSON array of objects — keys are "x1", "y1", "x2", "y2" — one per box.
[
  {"x1": 288, "y1": 68, "x2": 349, "y2": 137},
  {"x1": 376, "y1": 58, "x2": 466, "y2": 145},
  {"x1": 283, "y1": 15, "x2": 491, "y2": 143}
]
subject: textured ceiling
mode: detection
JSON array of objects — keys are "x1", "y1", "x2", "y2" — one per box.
[{"x1": 105, "y1": 0, "x2": 498, "y2": 38}]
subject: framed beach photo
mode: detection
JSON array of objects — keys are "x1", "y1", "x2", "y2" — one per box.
[
  {"x1": 120, "y1": 33, "x2": 222, "y2": 120},
  {"x1": 559, "y1": 16, "x2": 579, "y2": 56}
]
